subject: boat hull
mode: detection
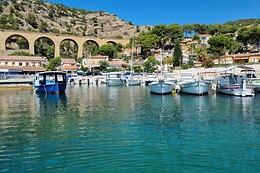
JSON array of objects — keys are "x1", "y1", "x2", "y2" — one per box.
[
  {"x1": 217, "y1": 84, "x2": 255, "y2": 96},
  {"x1": 180, "y1": 81, "x2": 211, "y2": 95},
  {"x1": 127, "y1": 79, "x2": 142, "y2": 86},
  {"x1": 106, "y1": 79, "x2": 123, "y2": 86},
  {"x1": 34, "y1": 83, "x2": 66, "y2": 94},
  {"x1": 149, "y1": 80, "x2": 174, "y2": 94}
]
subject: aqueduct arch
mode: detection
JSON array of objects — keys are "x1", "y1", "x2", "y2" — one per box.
[
  {"x1": 5, "y1": 34, "x2": 29, "y2": 50},
  {"x1": 0, "y1": 30, "x2": 129, "y2": 58},
  {"x1": 34, "y1": 36, "x2": 55, "y2": 59}
]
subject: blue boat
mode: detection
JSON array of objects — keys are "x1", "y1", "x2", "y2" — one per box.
[{"x1": 34, "y1": 71, "x2": 67, "y2": 94}]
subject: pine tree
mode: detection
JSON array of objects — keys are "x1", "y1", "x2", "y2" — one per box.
[{"x1": 173, "y1": 40, "x2": 183, "y2": 67}]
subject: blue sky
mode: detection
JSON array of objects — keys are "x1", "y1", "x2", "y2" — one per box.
[{"x1": 47, "y1": 0, "x2": 260, "y2": 26}]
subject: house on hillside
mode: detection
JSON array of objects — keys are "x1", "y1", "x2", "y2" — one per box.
[
  {"x1": 213, "y1": 53, "x2": 260, "y2": 65},
  {"x1": 82, "y1": 55, "x2": 109, "y2": 70},
  {"x1": 108, "y1": 59, "x2": 128, "y2": 70},
  {"x1": 60, "y1": 58, "x2": 77, "y2": 72},
  {"x1": 199, "y1": 34, "x2": 212, "y2": 47},
  {"x1": 0, "y1": 55, "x2": 47, "y2": 74}
]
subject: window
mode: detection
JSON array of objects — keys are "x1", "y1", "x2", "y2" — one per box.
[
  {"x1": 12, "y1": 62, "x2": 15, "y2": 66},
  {"x1": 5, "y1": 62, "x2": 8, "y2": 66},
  {"x1": 26, "y1": 62, "x2": 29, "y2": 66},
  {"x1": 19, "y1": 62, "x2": 22, "y2": 66}
]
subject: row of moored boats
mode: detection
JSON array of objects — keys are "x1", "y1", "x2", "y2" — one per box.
[{"x1": 33, "y1": 65, "x2": 260, "y2": 97}]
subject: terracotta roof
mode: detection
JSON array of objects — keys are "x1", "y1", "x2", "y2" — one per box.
[
  {"x1": 0, "y1": 56, "x2": 47, "y2": 61},
  {"x1": 221, "y1": 53, "x2": 260, "y2": 58},
  {"x1": 61, "y1": 66, "x2": 77, "y2": 71},
  {"x1": 61, "y1": 58, "x2": 76, "y2": 64},
  {"x1": 108, "y1": 61, "x2": 127, "y2": 67},
  {"x1": 124, "y1": 48, "x2": 137, "y2": 53},
  {"x1": 88, "y1": 55, "x2": 108, "y2": 59}
]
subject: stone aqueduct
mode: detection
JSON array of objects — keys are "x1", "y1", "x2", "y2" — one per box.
[{"x1": 0, "y1": 30, "x2": 129, "y2": 58}]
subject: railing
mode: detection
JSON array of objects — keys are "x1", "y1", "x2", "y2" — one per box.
[{"x1": 0, "y1": 74, "x2": 35, "y2": 80}]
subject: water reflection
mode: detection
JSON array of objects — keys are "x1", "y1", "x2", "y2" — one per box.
[
  {"x1": 0, "y1": 87, "x2": 259, "y2": 173},
  {"x1": 34, "y1": 93, "x2": 67, "y2": 117}
]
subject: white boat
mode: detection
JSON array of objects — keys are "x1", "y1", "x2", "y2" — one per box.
[
  {"x1": 148, "y1": 49, "x2": 174, "y2": 94},
  {"x1": 179, "y1": 80, "x2": 211, "y2": 95},
  {"x1": 122, "y1": 71, "x2": 142, "y2": 86},
  {"x1": 126, "y1": 75, "x2": 142, "y2": 86},
  {"x1": 149, "y1": 79, "x2": 175, "y2": 94},
  {"x1": 125, "y1": 36, "x2": 142, "y2": 86},
  {"x1": 164, "y1": 72, "x2": 177, "y2": 83},
  {"x1": 216, "y1": 66, "x2": 255, "y2": 96},
  {"x1": 241, "y1": 69, "x2": 260, "y2": 92},
  {"x1": 144, "y1": 75, "x2": 158, "y2": 86},
  {"x1": 106, "y1": 72, "x2": 124, "y2": 86},
  {"x1": 178, "y1": 72, "x2": 211, "y2": 95}
]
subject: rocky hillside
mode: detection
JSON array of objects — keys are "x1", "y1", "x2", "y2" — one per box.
[{"x1": 0, "y1": 0, "x2": 151, "y2": 38}]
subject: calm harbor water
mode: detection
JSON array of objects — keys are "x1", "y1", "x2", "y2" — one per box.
[{"x1": 0, "y1": 85, "x2": 259, "y2": 173}]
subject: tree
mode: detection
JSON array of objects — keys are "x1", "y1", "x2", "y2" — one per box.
[
  {"x1": 16, "y1": 37, "x2": 29, "y2": 49},
  {"x1": 98, "y1": 44, "x2": 117, "y2": 60},
  {"x1": 195, "y1": 47, "x2": 207, "y2": 62},
  {"x1": 134, "y1": 31, "x2": 158, "y2": 56},
  {"x1": 182, "y1": 24, "x2": 194, "y2": 38},
  {"x1": 99, "y1": 60, "x2": 109, "y2": 71},
  {"x1": 208, "y1": 34, "x2": 242, "y2": 56},
  {"x1": 163, "y1": 57, "x2": 174, "y2": 65},
  {"x1": 60, "y1": 40, "x2": 78, "y2": 60},
  {"x1": 173, "y1": 41, "x2": 183, "y2": 67},
  {"x1": 237, "y1": 26, "x2": 260, "y2": 52},
  {"x1": 83, "y1": 41, "x2": 99, "y2": 57},
  {"x1": 46, "y1": 57, "x2": 61, "y2": 71},
  {"x1": 115, "y1": 43, "x2": 123, "y2": 52},
  {"x1": 35, "y1": 38, "x2": 54, "y2": 60},
  {"x1": 143, "y1": 56, "x2": 159, "y2": 72},
  {"x1": 150, "y1": 24, "x2": 183, "y2": 48},
  {"x1": 10, "y1": 51, "x2": 34, "y2": 56}
]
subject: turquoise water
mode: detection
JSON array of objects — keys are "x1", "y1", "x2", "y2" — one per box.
[{"x1": 0, "y1": 85, "x2": 259, "y2": 173}]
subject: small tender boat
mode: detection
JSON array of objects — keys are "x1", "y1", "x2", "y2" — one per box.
[
  {"x1": 34, "y1": 71, "x2": 67, "y2": 94},
  {"x1": 149, "y1": 79, "x2": 175, "y2": 94},
  {"x1": 216, "y1": 66, "x2": 255, "y2": 96},
  {"x1": 106, "y1": 72, "x2": 124, "y2": 86}
]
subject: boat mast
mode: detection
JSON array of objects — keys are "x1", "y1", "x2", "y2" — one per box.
[
  {"x1": 131, "y1": 34, "x2": 134, "y2": 75},
  {"x1": 160, "y1": 48, "x2": 163, "y2": 77}
]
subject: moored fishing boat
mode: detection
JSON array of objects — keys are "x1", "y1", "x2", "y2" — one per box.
[
  {"x1": 126, "y1": 35, "x2": 142, "y2": 86},
  {"x1": 106, "y1": 72, "x2": 124, "y2": 86},
  {"x1": 34, "y1": 71, "x2": 67, "y2": 94},
  {"x1": 149, "y1": 79, "x2": 175, "y2": 94},
  {"x1": 216, "y1": 66, "x2": 255, "y2": 96},
  {"x1": 148, "y1": 49, "x2": 174, "y2": 94},
  {"x1": 179, "y1": 80, "x2": 211, "y2": 95},
  {"x1": 241, "y1": 69, "x2": 260, "y2": 92},
  {"x1": 178, "y1": 72, "x2": 212, "y2": 95},
  {"x1": 144, "y1": 74, "x2": 158, "y2": 86}
]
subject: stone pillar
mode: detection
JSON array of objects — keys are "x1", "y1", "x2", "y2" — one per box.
[
  {"x1": 77, "y1": 44, "x2": 83, "y2": 59},
  {"x1": 0, "y1": 31, "x2": 6, "y2": 51},
  {"x1": 54, "y1": 42, "x2": 60, "y2": 58},
  {"x1": 28, "y1": 40, "x2": 35, "y2": 55}
]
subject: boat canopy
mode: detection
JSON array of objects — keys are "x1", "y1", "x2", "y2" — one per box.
[{"x1": 215, "y1": 65, "x2": 253, "y2": 73}]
